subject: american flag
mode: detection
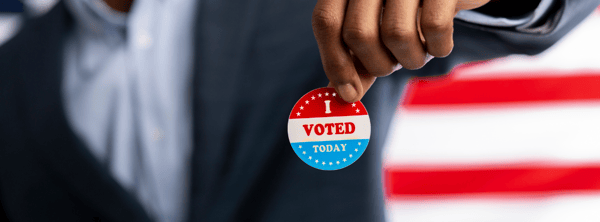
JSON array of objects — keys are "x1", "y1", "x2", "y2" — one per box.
[{"x1": 383, "y1": 7, "x2": 600, "y2": 222}]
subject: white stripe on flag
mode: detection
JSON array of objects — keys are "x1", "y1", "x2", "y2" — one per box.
[
  {"x1": 383, "y1": 104, "x2": 600, "y2": 166},
  {"x1": 386, "y1": 194, "x2": 600, "y2": 222}
]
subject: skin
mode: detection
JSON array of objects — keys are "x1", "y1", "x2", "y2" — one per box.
[
  {"x1": 313, "y1": 0, "x2": 492, "y2": 102},
  {"x1": 102, "y1": 0, "x2": 492, "y2": 102},
  {"x1": 103, "y1": 0, "x2": 134, "y2": 12}
]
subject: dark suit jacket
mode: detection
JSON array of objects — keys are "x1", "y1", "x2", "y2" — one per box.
[{"x1": 1, "y1": 0, "x2": 598, "y2": 221}]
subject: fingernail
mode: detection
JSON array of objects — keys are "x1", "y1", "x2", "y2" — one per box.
[
  {"x1": 393, "y1": 63, "x2": 403, "y2": 72},
  {"x1": 338, "y1": 83, "x2": 357, "y2": 102},
  {"x1": 425, "y1": 54, "x2": 435, "y2": 63}
]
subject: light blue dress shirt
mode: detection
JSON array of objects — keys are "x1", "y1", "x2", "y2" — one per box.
[
  {"x1": 59, "y1": 0, "x2": 552, "y2": 221},
  {"x1": 62, "y1": 0, "x2": 197, "y2": 221}
]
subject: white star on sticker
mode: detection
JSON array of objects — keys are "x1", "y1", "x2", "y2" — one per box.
[
  {"x1": 355, "y1": 149, "x2": 358, "y2": 152},
  {"x1": 322, "y1": 161, "x2": 326, "y2": 165},
  {"x1": 349, "y1": 154, "x2": 353, "y2": 158},
  {"x1": 343, "y1": 158, "x2": 347, "y2": 162},
  {"x1": 300, "y1": 106, "x2": 304, "y2": 110},
  {"x1": 358, "y1": 142, "x2": 361, "y2": 145},
  {"x1": 296, "y1": 112, "x2": 301, "y2": 116},
  {"x1": 332, "y1": 93, "x2": 336, "y2": 97},
  {"x1": 309, "y1": 156, "x2": 312, "y2": 160},
  {"x1": 305, "y1": 100, "x2": 309, "y2": 104},
  {"x1": 315, "y1": 160, "x2": 319, "y2": 163},
  {"x1": 303, "y1": 151, "x2": 306, "y2": 154},
  {"x1": 356, "y1": 108, "x2": 360, "y2": 113},
  {"x1": 329, "y1": 162, "x2": 333, "y2": 165},
  {"x1": 299, "y1": 145, "x2": 302, "y2": 148},
  {"x1": 311, "y1": 96, "x2": 315, "y2": 100},
  {"x1": 325, "y1": 92, "x2": 329, "y2": 96},
  {"x1": 318, "y1": 93, "x2": 322, "y2": 97},
  {"x1": 336, "y1": 161, "x2": 340, "y2": 164},
  {"x1": 352, "y1": 103, "x2": 356, "y2": 107}
]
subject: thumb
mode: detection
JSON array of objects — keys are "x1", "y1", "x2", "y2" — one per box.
[{"x1": 328, "y1": 55, "x2": 377, "y2": 103}]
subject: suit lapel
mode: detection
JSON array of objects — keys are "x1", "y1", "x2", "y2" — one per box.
[
  {"x1": 188, "y1": 0, "x2": 326, "y2": 220},
  {"x1": 188, "y1": 0, "x2": 268, "y2": 220},
  {"x1": 20, "y1": 2, "x2": 151, "y2": 221}
]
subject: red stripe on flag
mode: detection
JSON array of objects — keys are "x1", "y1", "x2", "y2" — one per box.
[
  {"x1": 385, "y1": 164, "x2": 600, "y2": 198},
  {"x1": 403, "y1": 71, "x2": 600, "y2": 106}
]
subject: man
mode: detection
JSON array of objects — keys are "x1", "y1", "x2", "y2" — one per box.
[{"x1": 0, "y1": 0, "x2": 597, "y2": 221}]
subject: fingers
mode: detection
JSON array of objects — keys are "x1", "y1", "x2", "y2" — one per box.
[
  {"x1": 343, "y1": 0, "x2": 399, "y2": 77},
  {"x1": 381, "y1": 0, "x2": 429, "y2": 70},
  {"x1": 313, "y1": 0, "x2": 461, "y2": 102},
  {"x1": 312, "y1": 0, "x2": 363, "y2": 102},
  {"x1": 328, "y1": 54, "x2": 377, "y2": 102},
  {"x1": 347, "y1": 55, "x2": 377, "y2": 101},
  {"x1": 327, "y1": 75, "x2": 376, "y2": 102},
  {"x1": 420, "y1": 0, "x2": 457, "y2": 57},
  {"x1": 327, "y1": 57, "x2": 376, "y2": 103}
]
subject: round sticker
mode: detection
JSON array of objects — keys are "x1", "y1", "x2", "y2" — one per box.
[{"x1": 288, "y1": 87, "x2": 371, "y2": 170}]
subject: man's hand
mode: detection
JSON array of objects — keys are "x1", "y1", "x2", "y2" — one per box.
[{"x1": 312, "y1": 0, "x2": 491, "y2": 102}]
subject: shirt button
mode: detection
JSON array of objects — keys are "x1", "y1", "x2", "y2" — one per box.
[{"x1": 136, "y1": 32, "x2": 153, "y2": 49}]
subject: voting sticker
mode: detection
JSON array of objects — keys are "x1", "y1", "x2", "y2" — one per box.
[{"x1": 288, "y1": 87, "x2": 371, "y2": 170}]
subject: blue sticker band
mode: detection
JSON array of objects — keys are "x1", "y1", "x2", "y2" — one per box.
[{"x1": 291, "y1": 139, "x2": 369, "y2": 170}]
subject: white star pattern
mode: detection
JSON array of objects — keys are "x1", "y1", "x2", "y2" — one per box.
[
  {"x1": 325, "y1": 92, "x2": 329, "y2": 96},
  {"x1": 332, "y1": 93, "x2": 336, "y2": 97},
  {"x1": 302, "y1": 151, "x2": 306, "y2": 154},
  {"x1": 305, "y1": 154, "x2": 362, "y2": 166},
  {"x1": 356, "y1": 108, "x2": 360, "y2": 113},
  {"x1": 311, "y1": 96, "x2": 315, "y2": 100},
  {"x1": 300, "y1": 106, "x2": 304, "y2": 110},
  {"x1": 358, "y1": 142, "x2": 361, "y2": 145},
  {"x1": 299, "y1": 145, "x2": 302, "y2": 148},
  {"x1": 296, "y1": 112, "x2": 301, "y2": 116},
  {"x1": 355, "y1": 149, "x2": 358, "y2": 152},
  {"x1": 318, "y1": 93, "x2": 322, "y2": 97},
  {"x1": 305, "y1": 100, "x2": 309, "y2": 104},
  {"x1": 352, "y1": 103, "x2": 356, "y2": 107}
]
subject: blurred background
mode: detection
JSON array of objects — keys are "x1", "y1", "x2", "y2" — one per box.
[
  {"x1": 2, "y1": 1, "x2": 600, "y2": 222},
  {"x1": 0, "y1": 0, "x2": 58, "y2": 46},
  {"x1": 383, "y1": 6, "x2": 600, "y2": 222}
]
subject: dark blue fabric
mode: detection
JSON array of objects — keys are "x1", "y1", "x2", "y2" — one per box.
[
  {"x1": 1, "y1": 0, "x2": 598, "y2": 221},
  {"x1": 0, "y1": 1, "x2": 23, "y2": 13}
]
